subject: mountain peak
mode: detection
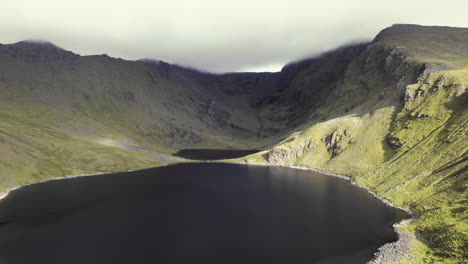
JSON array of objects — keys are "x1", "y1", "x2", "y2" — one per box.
[{"x1": 14, "y1": 39, "x2": 64, "y2": 51}]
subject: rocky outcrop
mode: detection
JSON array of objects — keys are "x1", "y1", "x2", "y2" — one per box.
[
  {"x1": 322, "y1": 128, "x2": 353, "y2": 157},
  {"x1": 266, "y1": 138, "x2": 317, "y2": 164},
  {"x1": 386, "y1": 135, "x2": 403, "y2": 149}
]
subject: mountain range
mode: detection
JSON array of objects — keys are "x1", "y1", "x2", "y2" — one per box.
[{"x1": 0, "y1": 24, "x2": 466, "y2": 262}]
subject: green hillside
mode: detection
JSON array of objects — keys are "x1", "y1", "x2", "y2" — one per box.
[
  {"x1": 0, "y1": 24, "x2": 466, "y2": 263},
  {"x1": 0, "y1": 37, "x2": 366, "y2": 188},
  {"x1": 233, "y1": 24, "x2": 468, "y2": 263}
]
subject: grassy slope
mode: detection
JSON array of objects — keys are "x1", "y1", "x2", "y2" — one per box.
[
  {"x1": 231, "y1": 25, "x2": 468, "y2": 263},
  {"x1": 0, "y1": 100, "x2": 174, "y2": 190},
  {"x1": 0, "y1": 24, "x2": 465, "y2": 263},
  {"x1": 0, "y1": 41, "x2": 268, "y2": 151},
  {"x1": 0, "y1": 41, "x2": 270, "y2": 190}
]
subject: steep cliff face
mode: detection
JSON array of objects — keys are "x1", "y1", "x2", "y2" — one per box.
[
  {"x1": 240, "y1": 24, "x2": 467, "y2": 262},
  {"x1": 0, "y1": 24, "x2": 466, "y2": 262}
]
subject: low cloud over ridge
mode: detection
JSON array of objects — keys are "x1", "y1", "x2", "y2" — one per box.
[{"x1": 1, "y1": 0, "x2": 467, "y2": 72}]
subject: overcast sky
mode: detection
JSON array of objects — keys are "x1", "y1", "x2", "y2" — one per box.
[{"x1": 1, "y1": 0, "x2": 467, "y2": 72}]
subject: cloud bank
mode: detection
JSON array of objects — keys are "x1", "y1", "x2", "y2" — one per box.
[{"x1": 1, "y1": 0, "x2": 467, "y2": 72}]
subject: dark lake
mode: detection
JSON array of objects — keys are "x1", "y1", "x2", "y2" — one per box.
[{"x1": 0, "y1": 163, "x2": 407, "y2": 264}]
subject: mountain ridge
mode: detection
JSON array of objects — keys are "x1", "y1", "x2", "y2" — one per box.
[{"x1": 0, "y1": 24, "x2": 466, "y2": 262}]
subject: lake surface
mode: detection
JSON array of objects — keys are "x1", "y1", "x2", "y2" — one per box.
[{"x1": 0, "y1": 163, "x2": 407, "y2": 264}]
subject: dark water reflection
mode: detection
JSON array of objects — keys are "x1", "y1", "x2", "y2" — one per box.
[{"x1": 0, "y1": 163, "x2": 407, "y2": 264}]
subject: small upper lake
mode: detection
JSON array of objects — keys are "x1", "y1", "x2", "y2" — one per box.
[
  {"x1": 174, "y1": 149, "x2": 259, "y2": 160},
  {"x1": 0, "y1": 163, "x2": 407, "y2": 264}
]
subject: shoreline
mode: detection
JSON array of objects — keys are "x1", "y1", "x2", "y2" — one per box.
[
  {"x1": 228, "y1": 161, "x2": 416, "y2": 264},
  {"x1": 0, "y1": 161, "x2": 415, "y2": 263},
  {"x1": 233, "y1": 162, "x2": 414, "y2": 215},
  {"x1": 0, "y1": 165, "x2": 166, "y2": 201},
  {"x1": 0, "y1": 171, "x2": 110, "y2": 201}
]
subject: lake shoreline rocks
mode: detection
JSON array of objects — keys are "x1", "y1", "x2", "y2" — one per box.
[{"x1": 368, "y1": 218, "x2": 415, "y2": 264}]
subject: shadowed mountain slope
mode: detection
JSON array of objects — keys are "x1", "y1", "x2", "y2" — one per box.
[{"x1": 0, "y1": 37, "x2": 367, "y2": 188}]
